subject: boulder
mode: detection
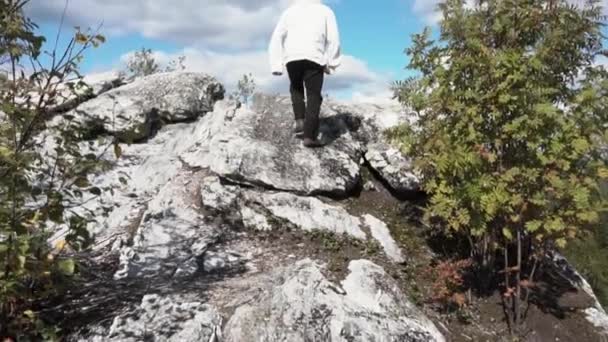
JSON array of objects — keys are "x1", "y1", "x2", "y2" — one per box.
[
  {"x1": 224, "y1": 259, "x2": 445, "y2": 342},
  {"x1": 322, "y1": 100, "x2": 421, "y2": 193},
  {"x1": 68, "y1": 72, "x2": 224, "y2": 142},
  {"x1": 181, "y1": 95, "x2": 364, "y2": 197}
]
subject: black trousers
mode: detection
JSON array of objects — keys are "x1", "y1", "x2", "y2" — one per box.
[{"x1": 286, "y1": 60, "x2": 324, "y2": 140}]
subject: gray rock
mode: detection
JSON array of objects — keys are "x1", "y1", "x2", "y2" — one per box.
[
  {"x1": 200, "y1": 176, "x2": 240, "y2": 211},
  {"x1": 366, "y1": 142, "x2": 420, "y2": 193},
  {"x1": 181, "y1": 95, "x2": 364, "y2": 197},
  {"x1": 362, "y1": 214, "x2": 405, "y2": 263},
  {"x1": 551, "y1": 254, "x2": 608, "y2": 335},
  {"x1": 224, "y1": 259, "x2": 445, "y2": 342},
  {"x1": 84, "y1": 294, "x2": 222, "y2": 342},
  {"x1": 114, "y1": 171, "x2": 221, "y2": 279},
  {"x1": 320, "y1": 101, "x2": 422, "y2": 194},
  {"x1": 202, "y1": 250, "x2": 246, "y2": 273},
  {"x1": 242, "y1": 190, "x2": 367, "y2": 240},
  {"x1": 68, "y1": 72, "x2": 224, "y2": 141}
]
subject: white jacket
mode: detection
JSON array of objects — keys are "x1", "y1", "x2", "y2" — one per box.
[{"x1": 268, "y1": 0, "x2": 341, "y2": 75}]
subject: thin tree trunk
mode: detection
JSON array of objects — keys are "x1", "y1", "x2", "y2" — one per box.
[
  {"x1": 515, "y1": 229, "x2": 522, "y2": 329},
  {"x1": 504, "y1": 243, "x2": 514, "y2": 334}
]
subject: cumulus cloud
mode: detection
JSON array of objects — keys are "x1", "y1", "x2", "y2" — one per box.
[
  {"x1": 118, "y1": 48, "x2": 391, "y2": 98},
  {"x1": 25, "y1": 0, "x2": 292, "y2": 49},
  {"x1": 26, "y1": 0, "x2": 391, "y2": 100}
]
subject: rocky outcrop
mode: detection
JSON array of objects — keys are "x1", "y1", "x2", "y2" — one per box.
[
  {"x1": 67, "y1": 72, "x2": 224, "y2": 141},
  {"x1": 47, "y1": 72, "x2": 606, "y2": 341}
]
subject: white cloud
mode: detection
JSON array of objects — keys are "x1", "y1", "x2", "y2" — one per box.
[
  {"x1": 26, "y1": 0, "x2": 292, "y2": 49},
  {"x1": 26, "y1": 1, "x2": 391, "y2": 100},
  {"x1": 118, "y1": 48, "x2": 391, "y2": 99}
]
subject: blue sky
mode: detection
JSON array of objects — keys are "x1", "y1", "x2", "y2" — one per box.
[
  {"x1": 24, "y1": 0, "x2": 607, "y2": 101},
  {"x1": 24, "y1": 0, "x2": 447, "y2": 101}
]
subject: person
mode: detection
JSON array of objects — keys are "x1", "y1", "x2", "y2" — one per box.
[{"x1": 268, "y1": 0, "x2": 341, "y2": 148}]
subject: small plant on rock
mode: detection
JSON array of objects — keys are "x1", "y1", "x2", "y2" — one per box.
[{"x1": 231, "y1": 73, "x2": 256, "y2": 106}]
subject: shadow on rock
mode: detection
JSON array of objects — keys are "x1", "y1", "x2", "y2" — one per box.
[
  {"x1": 318, "y1": 112, "x2": 362, "y2": 146},
  {"x1": 36, "y1": 247, "x2": 248, "y2": 337}
]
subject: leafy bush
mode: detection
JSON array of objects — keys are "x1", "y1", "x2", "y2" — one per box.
[
  {"x1": 0, "y1": 0, "x2": 108, "y2": 338},
  {"x1": 430, "y1": 258, "x2": 472, "y2": 311},
  {"x1": 393, "y1": 0, "x2": 607, "y2": 332}
]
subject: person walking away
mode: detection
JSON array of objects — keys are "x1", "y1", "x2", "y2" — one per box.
[{"x1": 268, "y1": 0, "x2": 341, "y2": 148}]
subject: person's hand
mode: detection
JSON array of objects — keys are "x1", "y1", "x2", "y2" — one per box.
[{"x1": 272, "y1": 72, "x2": 282, "y2": 76}]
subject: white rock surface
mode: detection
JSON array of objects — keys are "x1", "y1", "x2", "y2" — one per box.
[
  {"x1": 68, "y1": 72, "x2": 224, "y2": 141},
  {"x1": 224, "y1": 259, "x2": 445, "y2": 342},
  {"x1": 363, "y1": 214, "x2": 405, "y2": 263},
  {"x1": 181, "y1": 95, "x2": 364, "y2": 196},
  {"x1": 200, "y1": 176, "x2": 239, "y2": 211},
  {"x1": 84, "y1": 294, "x2": 222, "y2": 342},
  {"x1": 114, "y1": 171, "x2": 221, "y2": 279},
  {"x1": 243, "y1": 190, "x2": 368, "y2": 240},
  {"x1": 366, "y1": 142, "x2": 420, "y2": 193}
]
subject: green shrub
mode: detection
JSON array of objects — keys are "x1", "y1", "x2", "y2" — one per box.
[
  {"x1": 1, "y1": 0, "x2": 108, "y2": 338},
  {"x1": 393, "y1": 0, "x2": 607, "y2": 332}
]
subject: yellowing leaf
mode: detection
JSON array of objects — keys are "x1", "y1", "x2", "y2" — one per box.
[
  {"x1": 599, "y1": 167, "x2": 608, "y2": 179},
  {"x1": 54, "y1": 239, "x2": 66, "y2": 252},
  {"x1": 75, "y1": 32, "x2": 88, "y2": 44}
]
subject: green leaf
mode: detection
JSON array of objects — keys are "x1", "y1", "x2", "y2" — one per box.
[
  {"x1": 502, "y1": 228, "x2": 513, "y2": 241},
  {"x1": 57, "y1": 259, "x2": 75, "y2": 276},
  {"x1": 525, "y1": 220, "x2": 542, "y2": 233}
]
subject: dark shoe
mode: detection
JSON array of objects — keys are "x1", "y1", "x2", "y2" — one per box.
[
  {"x1": 293, "y1": 119, "x2": 304, "y2": 136},
  {"x1": 303, "y1": 137, "x2": 324, "y2": 148}
]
